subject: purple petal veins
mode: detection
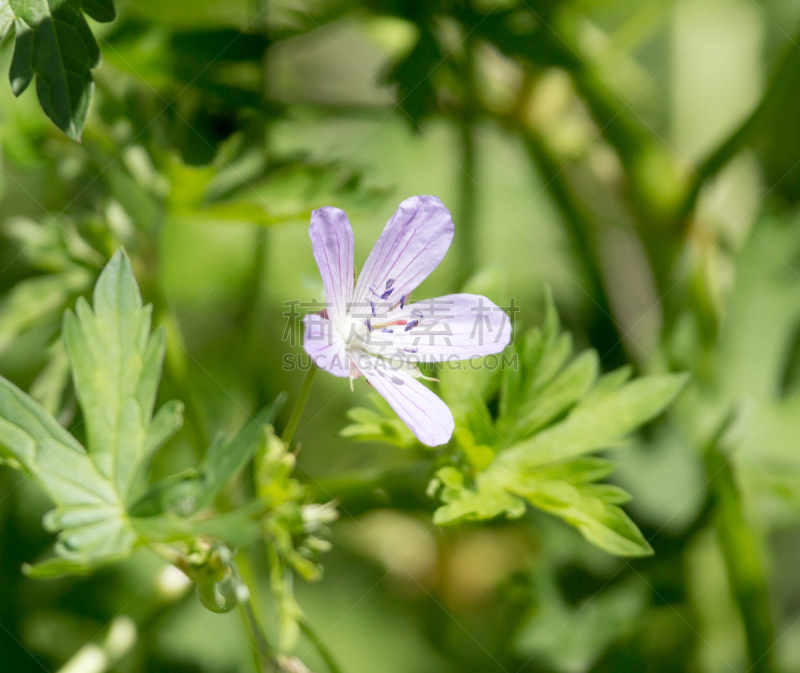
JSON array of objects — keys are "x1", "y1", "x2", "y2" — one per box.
[{"x1": 305, "y1": 197, "x2": 511, "y2": 448}]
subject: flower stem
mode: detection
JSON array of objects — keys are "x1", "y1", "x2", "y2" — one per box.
[
  {"x1": 299, "y1": 618, "x2": 343, "y2": 673},
  {"x1": 455, "y1": 34, "x2": 478, "y2": 290},
  {"x1": 281, "y1": 366, "x2": 317, "y2": 445},
  {"x1": 235, "y1": 556, "x2": 281, "y2": 673},
  {"x1": 704, "y1": 427, "x2": 775, "y2": 673},
  {"x1": 240, "y1": 599, "x2": 279, "y2": 673},
  {"x1": 676, "y1": 25, "x2": 800, "y2": 228}
]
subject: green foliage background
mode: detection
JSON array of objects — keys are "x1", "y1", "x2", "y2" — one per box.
[{"x1": 0, "y1": 0, "x2": 799, "y2": 672}]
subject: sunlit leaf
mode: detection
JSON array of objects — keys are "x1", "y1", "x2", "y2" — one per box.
[
  {"x1": 63, "y1": 249, "x2": 182, "y2": 506},
  {"x1": 341, "y1": 392, "x2": 418, "y2": 448},
  {"x1": 0, "y1": 376, "x2": 136, "y2": 569},
  {"x1": 6, "y1": 0, "x2": 116, "y2": 140},
  {"x1": 133, "y1": 393, "x2": 286, "y2": 517},
  {"x1": 431, "y1": 298, "x2": 686, "y2": 557}
]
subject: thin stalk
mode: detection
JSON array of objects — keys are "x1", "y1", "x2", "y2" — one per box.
[
  {"x1": 281, "y1": 366, "x2": 317, "y2": 444},
  {"x1": 236, "y1": 556, "x2": 281, "y2": 673},
  {"x1": 239, "y1": 0, "x2": 273, "y2": 410},
  {"x1": 299, "y1": 618, "x2": 343, "y2": 673},
  {"x1": 704, "y1": 429, "x2": 775, "y2": 673},
  {"x1": 676, "y1": 26, "x2": 800, "y2": 227},
  {"x1": 514, "y1": 123, "x2": 626, "y2": 367},
  {"x1": 155, "y1": 303, "x2": 210, "y2": 456},
  {"x1": 240, "y1": 599, "x2": 280, "y2": 673},
  {"x1": 313, "y1": 462, "x2": 434, "y2": 516},
  {"x1": 455, "y1": 34, "x2": 478, "y2": 290}
]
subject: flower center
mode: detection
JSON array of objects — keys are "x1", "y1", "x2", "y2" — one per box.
[{"x1": 335, "y1": 312, "x2": 411, "y2": 351}]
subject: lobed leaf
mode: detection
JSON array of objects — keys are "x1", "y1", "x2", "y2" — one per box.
[
  {"x1": 431, "y1": 295, "x2": 686, "y2": 557},
  {"x1": 6, "y1": 0, "x2": 116, "y2": 141},
  {"x1": 132, "y1": 393, "x2": 286, "y2": 517},
  {"x1": 340, "y1": 392, "x2": 417, "y2": 448},
  {"x1": 64, "y1": 250, "x2": 180, "y2": 506},
  {"x1": 0, "y1": 376, "x2": 136, "y2": 568},
  {"x1": 497, "y1": 373, "x2": 688, "y2": 471}
]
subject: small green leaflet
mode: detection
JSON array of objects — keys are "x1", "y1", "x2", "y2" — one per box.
[
  {"x1": 340, "y1": 392, "x2": 417, "y2": 448},
  {"x1": 0, "y1": 374, "x2": 136, "y2": 573},
  {"x1": 0, "y1": 250, "x2": 181, "y2": 575},
  {"x1": 429, "y1": 295, "x2": 687, "y2": 557},
  {"x1": 3, "y1": 0, "x2": 117, "y2": 141},
  {"x1": 130, "y1": 394, "x2": 286, "y2": 519}
]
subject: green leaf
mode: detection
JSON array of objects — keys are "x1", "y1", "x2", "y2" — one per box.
[
  {"x1": 431, "y1": 299, "x2": 686, "y2": 557},
  {"x1": 515, "y1": 574, "x2": 648, "y2": 672},
  {"x1": 498, "y1": 373, "x2": 688, "y2": 470},
  {"x1": 514, "y1": 349, "x2": 599, "y2": 439},
  {"x1": 0, "y1": 269, "x2": 92, "y2": 354},
  {"x1": 81, "y1": 0, "x2": 114, "y2": 23},
  {"x1": 521, "y1": 481, "x2": 651, "y2": 556},
  {"x1": 340, "y1": 392, "x2": 418, "y2": 448},
  {"x1": 0, "y1": 376, "x2": 136, "y2": 567},
  {"x1": 63, "y1": 249, "x2": 179, "y2": 506},
  {"x1": 0, "y1": 2, "x2": 14, "y2": 40},
  {"x1": 29, "y1": 340, "x2": 71, "y2": 417},
  {"x1": 6, "y1": 0, "x2": 116, "y2": 141},
  {"x1": 133, "y1": 393, "x2": 286, "y2": 517}
]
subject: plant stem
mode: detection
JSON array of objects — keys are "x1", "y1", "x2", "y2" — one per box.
[
  {"x1": 240, "y1": 598, "x2": 280, "y2": 673},
  {"x1": 281, "y1": 366, "x2": 317, "y2": 445},
  {"x1": 299, "y1": 618, "x2": 343, "y2": 673},
  {"x1": 239, "y1": 0, "x2": 272, "y2": 411},
  {"x1": 676, "y1": 26, "x2": 800, "y2": 227},
  {"x1": 704, "y1": 429, "x2": 775, "y2": 673},
  {"x1": 313, "y1": 462, "x2": 434, "y2": 516},
  {"x1": 513, "y1": 121, "x2": 626, "y2": 368},
  {"x1": 156, "y1": 304, "x2": 210, "y2": 457},
  {"x1": 455, "y1": 33, "x2": 478, "y2": 290},
  {"x1": 235, "y1": 557, "x2": 281, "y2": 673}
]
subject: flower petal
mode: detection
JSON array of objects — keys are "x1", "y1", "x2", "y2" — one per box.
[
  {"x1": 303, "y1": 313, "x2": 350, "y2": 378},
  {"x1": 310, "y1": 206, "x2": 354, "y2": 323},
  {"x1": 358, "y1": 294, "x2": 512, "y2": 362},
  {"x1": 356, "y1": 354, "x2": 454, "y2": 446},
  {"x1": 352, "y1": 196, "x2": 454, "y2": 315}
]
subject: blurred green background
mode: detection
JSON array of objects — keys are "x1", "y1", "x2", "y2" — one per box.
[{"x1": 2, "y1": 0, "x2": 800, "y2": 671}]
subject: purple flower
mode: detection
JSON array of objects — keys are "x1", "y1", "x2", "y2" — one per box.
[{"x1": 303, "y1": 195, "x2": 512, "y2": 446}]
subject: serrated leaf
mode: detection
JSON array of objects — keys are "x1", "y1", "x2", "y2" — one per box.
[
  {"x1": 134, "y1": 394, "x2": 286, "y2": 517},
  {"x1": 6, "y1": 0, "x2": 113, "y2": 140},
  {"x1": 514, "y1": 349, "x2": 599, "y2": 440},
  {"x1": 0, "y1": 251, "x2": 186, "y2": 576},
  {"x1": 498, "y1": 373, "x2": 688, "y2": 470},
  {"x1": 432, "y1": 298, "x2": 685, "y2": 557},
  {"x1": 63, "y1": 249, "x2": 178, "y2": 506},
  {"x1": 0, "y1": 376, "x2": 136, "y2": 566},
  {"x1": 340, "y1": 392, "x2": 417, "y2": 448},
  {"x1": 23, "y1": 553, "x2": 125, "y2": 578}
]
